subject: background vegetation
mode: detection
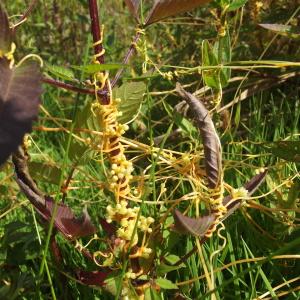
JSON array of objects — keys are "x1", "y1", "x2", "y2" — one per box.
[{"x1": 0, "y1": 0, "x2": 299, "y2": 299}]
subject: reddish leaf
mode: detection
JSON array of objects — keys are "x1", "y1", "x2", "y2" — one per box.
[
  {"x1": 124, "y1": 0, "x2": 140, "y2": 21},
  {"x1": 176, "y1": 83, "x2": 222, "y2": 188},
  {"x1": 99, "y1": 218, "x2": 116, "y2": 237},
  {"x1": 222, "y1": 170, "x2": 267, "y2": 220},
  {"x1": 0, "y1": 59, "x2": 41, "y2": 165},
  {"x1": 0, "y1": 5, "x2": 12, "y2": 53},
  {"x1": 145, "y1": 0, "x2": 211, "y2": 25},
  {"x1": 14, "y1": 156, "x2": 96, "y2": 240},
  {"x1": 173, "y1": 209, "x2": 215, "y2": 237},
  {"x1": 43, "y1": 198, "x2": 97, "y2": 239},
  {"x1": 76, "y1": 270, "x2": 110, "y2": 286}
]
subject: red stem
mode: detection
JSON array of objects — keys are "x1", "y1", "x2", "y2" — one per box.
[
  {"x1": 42, "y1": 77, "x2": 107, "y2": 97},
  {"x1": 88, "y1": 0, "x2": 109, "y2": 104},
  {"x1": 88, "y1": 0, "x2": 104, "y2": 64}
]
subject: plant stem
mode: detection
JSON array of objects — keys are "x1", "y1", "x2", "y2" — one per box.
[
  {"x1": 89, "y1": 0, "x2": 104, "y2": 64},
  {"x1": 111, "y1": 31, "x2": 142, "y2": 88},
  {"x1": 88, "y1": 0, "x2": 109, "y2": 104},
  {"x1": 12, "y1": 0, "x2": 38, "y2": 31}
]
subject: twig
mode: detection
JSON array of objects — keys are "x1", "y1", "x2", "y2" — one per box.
[
  {"x1": 12, "y1": 0, "x2": 38, "y2": 32},
  {"x1": 42, "y1": 77, "x2": 108, "y2": 97},
  {"x1": 111, "y1": 31, "x2": 141, "y2": 88}
]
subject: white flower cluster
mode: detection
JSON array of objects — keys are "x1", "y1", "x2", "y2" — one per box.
[{"x1": 232, "y1": 187, "x2": 248, "y2": 199}]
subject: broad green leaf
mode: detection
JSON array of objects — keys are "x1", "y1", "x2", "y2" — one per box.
[
  {"x1": 156, "y1": 278, "x2": 178, "y2": 290},
  {"x1": 227, "y1": 0, "x2": 248, "y2": 11},
  {"x1": 145, "y1": 0, "x2": 212, "y2": 25},
  {"x1": 28, "y1": 161, "x2": 62, "y2": 185},
  {"x1": 213, "y1": 31, "x2": 231, "y2": 87},
  {"x1": 67, "y1": 139, "x2": 94, "y2": 165},
  {"x1": 46, "y1": 64, "x2": 76, "y2": 82},
  {"x1": 71, "y1": 63, "x2": 126, "y2": 74},
  {"x1": 268, "y1": 141, "x2": 300, "y2": 163},
  {"x1": 113, "y1": 81, "x2": 146, "y2": 123},
  {"x1": 259, "y1": 24, "x2": 300, "y2": 40},
  {"x1": 202, "y1": 40, "x2": 222, "y2": 89},
  {"x1": 165, "y1": 254, "x2": 182, "y2": 265}
]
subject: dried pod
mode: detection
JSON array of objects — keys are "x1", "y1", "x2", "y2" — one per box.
[{"x1": 176, "y1": 82, "x2": 222, "y2": 188}]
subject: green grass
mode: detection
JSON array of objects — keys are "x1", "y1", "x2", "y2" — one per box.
[{"x1": 1, "y1": 0, "x2": 300, "y2": 299}]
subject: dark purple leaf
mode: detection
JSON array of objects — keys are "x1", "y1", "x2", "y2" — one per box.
[
  {"x1": 0, "y1": 59, "x2": 41, "y2": 165},
  {"x1": 99, "y1": 218, "x2": 116, "y2": 237},
  {"x1": 222, "y1": 170, "x2": 267, "y2": 220},
  {"x1": 76, "y1": 270, "x2": 110, "y2": 286},
  {"x1": 14, "y1": 149, "x2": 96, "y2": 240},
  {"x1": 42, "y1": 198, "x2": 97, "y2": 239},
  {"x1": 124, "y1": 0, "x2": 140, "y2": 21},
  {"x1": 176, "y1": 83, "x2": 222, "y2": 188},
  {"x1": 0, "y1": 5, "x2": 12, "y2": 53},
  {"x1": 173, "y1": 209, "x2": 215, "y2": 237},
  {"x1": 145, "y1": 0, "x2": 211, "y2": 25}
]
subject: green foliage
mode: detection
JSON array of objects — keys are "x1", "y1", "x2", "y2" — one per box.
[{"x1": 0, "y1": 0, "x2": 300, "y2": 299}]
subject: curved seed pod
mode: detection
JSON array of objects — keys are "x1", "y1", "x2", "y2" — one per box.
[
  {"x1": 0, "y1": 5, "x2": 12, "y2": 53},
  {"x1": 124, "y1": 0, "x2": 140, "y2": 21},
  {"x1": 176, "y1": 82, "x2": 222, "y2": 188},
  {"x1": 173, "y1": 209, "x2": 215, "y2": 237},
  {"x1": 145, "y1": 0, "x2": 211, "y2": 26},
  {"x1": 0, "y1": 59, "x2": 42, "y2": 165},
  {"x1": 222, "y1": 170, "x2": 267, "y2": 220}
]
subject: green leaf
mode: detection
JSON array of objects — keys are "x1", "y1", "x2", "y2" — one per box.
[
  {"x1": 227, "y1": 0, "x2": 248, "y2": 11},
  {"x1": 214, "y1": 31, "x2": 231, "y2": 87},
  {"x1": 28, "y1": 161, "x2": 62, "y2": 185},
  {"x1": 46, "y1": 64, "x2": 76, "y2": 82},
  {"x1": 259, "y1": 24, "x2": 300, "y2": 40},
  {"x1": 145, "y1": 287, "x2": 162, "y2": 300},
  {"x1": 71, "y1": 63, "x2": 126, "y2": 74},
  {"x1": 268, "y1": 141, "x2": 300, "y2": 163},
  {"x1": 157, "y1": 262, "x2": 185, "y2": 276},
  {"x1": 113, "y1": 81, "x2": 146, "y2": 123},
  {"x1": 156, "y1": 278, "x2": 178, "y2": 290},
  {"x1": 202, "y1": 40, "x2": 221, "y2": 89}
]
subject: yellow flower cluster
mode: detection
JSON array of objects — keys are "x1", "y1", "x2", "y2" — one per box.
[
  {"x1": 106, "y1": 200, "x2": 154, "y2": 248},
  {"x1": 109, "y1": 160, "x2": 134, "y2": 189}
]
